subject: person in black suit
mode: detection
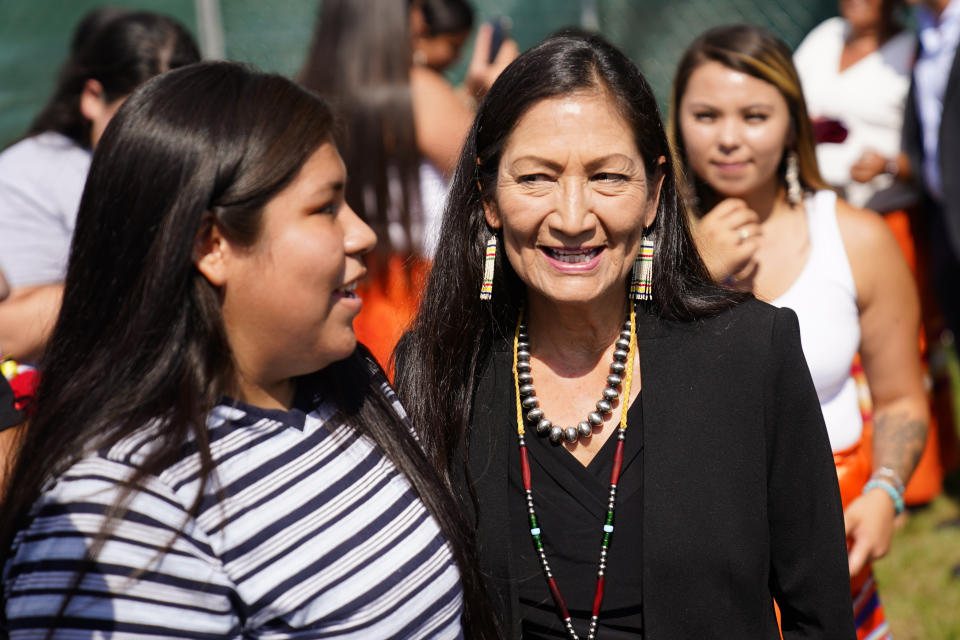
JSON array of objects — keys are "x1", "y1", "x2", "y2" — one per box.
[
  {"x1": 904, "y1": 0, "x2": 960, "y2": 340},
  {"x1": 396, "y1": 33, "x2": 855, "y2": 638}
]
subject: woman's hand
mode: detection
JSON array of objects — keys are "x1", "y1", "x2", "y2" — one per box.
[
  {"x1": 690, "y1": 198, "x2": 762, "y2": 283},
  {"x1": 850, "y1": 151, "x2": 908, "y2": 183},
  {"x1": 463, "y1": 22, "x2": 518, "y2": 100},
  {"x1": 844, "y1": 489, "x2": 896, "y2": 576}
]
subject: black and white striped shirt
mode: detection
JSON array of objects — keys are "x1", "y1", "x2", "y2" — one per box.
[{"x1": 4, "y1": 380, "x2": 464, "y2": 639}]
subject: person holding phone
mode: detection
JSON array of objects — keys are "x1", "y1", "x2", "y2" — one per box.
[{"x1": 299, "y1": 0, "x2": 517, "y2": 372}]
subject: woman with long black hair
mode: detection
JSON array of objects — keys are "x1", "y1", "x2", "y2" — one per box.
[
  {"x1": 0, "y1": 62, "x2": 497, "y2": 639},
  {"x1": 396, "y1": 33, "x2": 854, "y2": 638},
  {"x1": 298, "y1": 0, "x2": 516, "y2": 372}
]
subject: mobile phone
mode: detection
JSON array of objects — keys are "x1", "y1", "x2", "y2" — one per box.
[{"x1": 488, "y1": 16, "x2": 512, "y2": 63}]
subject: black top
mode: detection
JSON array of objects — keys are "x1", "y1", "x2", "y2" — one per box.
[
  {"x1": 510, "y1": 397, "x2": 644, "y2": 638},
  {"x1": 447, "y1": 300, "x2": 855, "y2": 639}
]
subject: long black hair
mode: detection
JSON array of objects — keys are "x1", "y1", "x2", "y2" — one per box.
[
  {"x1": 25, "y1": 9, "x2": 200, "y2": 149},
  {"x1": 395, "y1": 33, "x2": 744, "y2": 473},
  {"x1": 0, "y1": 61, "x2": 497, "y2": 638},
  {"x1": 298, "y1": 0, "x2": 423, "y2": 277}
]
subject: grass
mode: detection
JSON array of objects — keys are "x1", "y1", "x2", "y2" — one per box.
[{"x1": 873, "y1": 342, "x2": 960, "y2": 638}]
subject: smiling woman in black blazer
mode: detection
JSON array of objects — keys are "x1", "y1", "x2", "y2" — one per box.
[{"x1": 395, "y1": 33, "x2": 855, "y2": 639}]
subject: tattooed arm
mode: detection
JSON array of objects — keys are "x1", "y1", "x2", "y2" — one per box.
[{"x1": 838, "y1": 200, "x2": 929, "y2": 576}]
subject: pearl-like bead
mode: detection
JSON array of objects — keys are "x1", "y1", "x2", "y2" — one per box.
[
  {"x1": 587, "y1": 411, "x2": 603, "y2": 426},
  {"x1": 613, "y1": 349, "x2": 628, "y2": 362},
  {"x1": 602, "y1": 387, "x2": 619, "y2": 400},
  {"x1": 537, "y1": 418, "x2": 552, "y2": 434},
  {"x1": 517, "y1": 361, "x2": 531, "y2": 372},
  {"x1": 518, "y1": 371, "x2": 533, "y2": 384},
  {"x1": 517, "y1": 349, "x2": 531, "y2": 361},
  {"x1": 610, "y1": 361, "x2": 626, "y2": 374},
  {"x1": 615, "y1": 338, "x2": 630, "y2": 350},
  {"x1": 549, "y1": 426, "x2": 564, "y2": 443},
  {"x1": 578, "y1": 421, "x2": 593, "y2": 437},
  {"x1": 563, "y1": 426, "x2": 579, "y2": 443},
  {"x1": 519, "y1": 383, "x2": 535, "y2": 396},
  {"x1": 596, "y1": 399, "x2": 612, "y2": 413},
  {"x1": 606, "y1": 374, "x2": 622, "y2": 387},
  {"x1": 526, "y1": 408, "x2": 544, "y2": 422},
  {"x1": 522, "y1": 396, "x2": 539, "y2": 409}
]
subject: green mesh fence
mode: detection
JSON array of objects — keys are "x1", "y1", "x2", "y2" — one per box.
[{"x1": 0, "y1": 0, "x2": 838, "y2": 147}]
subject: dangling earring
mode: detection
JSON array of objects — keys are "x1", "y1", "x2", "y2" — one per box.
[
  {"x1": 480, "y1": 234, "x2": 497, "y2": 300},
  {"x1": 630, "y1": 233, "x2": 655, "y2": 301},
  {"x1": 785, "y1": 150, "x2": 802, "y2": 206}
]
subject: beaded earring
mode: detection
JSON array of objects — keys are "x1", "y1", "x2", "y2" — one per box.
[
  {"x1": 629, "y1": 234, "x2": 654, "y2": 301},
  {"x1": 479, "y1": 234, "x2": 497, "y2": 300},
  {"x1": 785, "y1": 150, "x2": 802, "y2": 206}
]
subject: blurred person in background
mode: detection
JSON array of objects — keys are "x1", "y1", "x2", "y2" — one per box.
[
  {"x1": 796, "y1": 0, "x2": 957, "y2": 509},
  {"x1": 0, "y1": 9, "x2": 200, "y2": 364},
  {"x1": 902, "y1": 0, "x2": 960, "y2": 347},
  {"x1": 411, "y1": 0, "x2": 474, "y2": 74},
  {"x1": 671, "y1": 24, "x2": 929, "y2": 639},
  {"x1": 837, "y1": 0, "x2": 960, "y2": 346},
  {"x1": 299, "y1": 0, "x2": 516, "y2": 372},
  {"x1": 0, "y1": 61, "x2": 498, "y2": 638},
  {"x1": 794, "y1": 0, "x2": 915, "y2": 212}
]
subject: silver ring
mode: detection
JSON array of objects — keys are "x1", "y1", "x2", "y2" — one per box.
[{"x1": 738, "y1": 228, "x2": 750, "y2": 243}]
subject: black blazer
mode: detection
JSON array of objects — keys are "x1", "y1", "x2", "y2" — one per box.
[
  {"x1": 456, "y1": 298, "x2": 855, "y2": 639},
  {"x1": 902, "y1": 34, "x2": 960, "y2": 254}
]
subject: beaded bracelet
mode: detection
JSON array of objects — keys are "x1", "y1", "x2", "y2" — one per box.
[
  {"x1": 863, "y1": 479, "x2": 905, "y2": 515},
  {"x1": 870, "y1": 466, "x2": 906, "y2": 496}
]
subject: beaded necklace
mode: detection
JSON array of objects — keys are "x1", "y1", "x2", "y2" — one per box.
[{"x1": 513, "y1": 304, "x2": 637, "y2": 640}]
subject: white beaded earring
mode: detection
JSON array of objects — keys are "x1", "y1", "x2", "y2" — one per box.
[{"x1": 785, "y1": 150, "x2": 802, "y2": 206}]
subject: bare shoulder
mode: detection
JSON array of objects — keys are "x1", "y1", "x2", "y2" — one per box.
[
  {"x1": 410, "y1": 66, "x2": 459, "y2": 101},
  {"x1": 834, "y1": 198, "x2": 902, "y2": 264},
  {"x1": 835, "y1": 198, "x2": 913, "y2": 306}
]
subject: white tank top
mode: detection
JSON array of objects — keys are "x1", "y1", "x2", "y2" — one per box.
[{"x1": 772, "y1": 190, "x2": 862, "y2": 451}]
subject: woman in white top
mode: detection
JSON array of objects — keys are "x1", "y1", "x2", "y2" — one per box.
[
  {"x1": 794, "y1": 0, "x2": 916, "y2": 211},
  {"x1": 670, "y1": 24, "x2": 928, "y2": 638},
  {"x1": 0, "y1": 9, "x2": 200, "y2": 362}
]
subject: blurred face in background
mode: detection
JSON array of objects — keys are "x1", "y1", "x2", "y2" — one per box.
[
  {"x1": 840, "y1": 0, "x2": 895, "y2": 31},
  {"x1": 678, "y1": 61, "x2": 792, "y2": 201},
  {"x1": 415, "y1": 30, "x2": 470, "y2": 71},
  {"x1": 79, "y1": 79, "x2": 127, "y2": 148}
]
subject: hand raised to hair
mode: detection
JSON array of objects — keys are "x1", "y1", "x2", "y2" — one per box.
[
  {"x1": 464, "y1": 22, "x2": 518, "y2": 100},
  {"x1": 844, "y1": 488, "x2": 897, "y2": 577},
  {"x1": 690, "y1": 198, "x2": 762, "y2": 285}
]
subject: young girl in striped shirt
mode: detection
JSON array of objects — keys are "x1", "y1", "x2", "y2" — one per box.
[{"x1": 0, "y1": 62, "x2": 497, "y2": 640}]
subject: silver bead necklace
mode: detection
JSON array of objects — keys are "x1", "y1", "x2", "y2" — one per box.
[{"x1": 516, "y1": 318, "x2": 632, "y2": 444}]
